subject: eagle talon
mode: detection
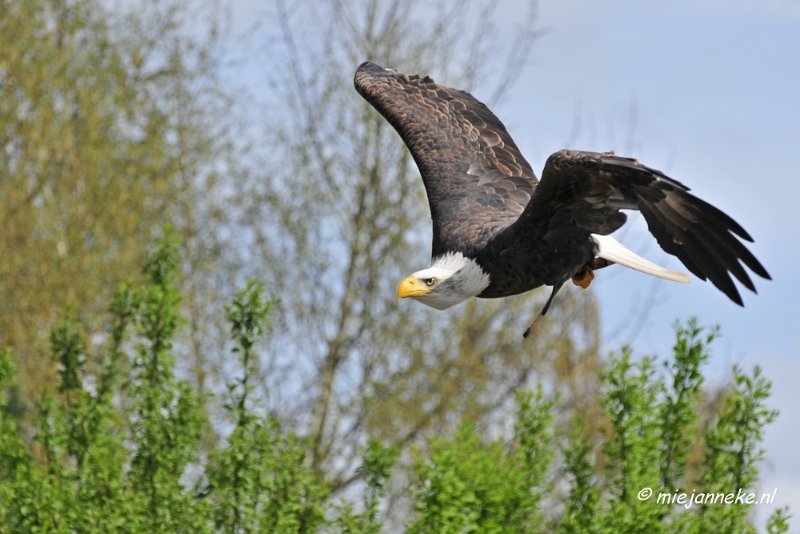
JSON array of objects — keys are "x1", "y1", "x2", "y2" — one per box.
[{"x1": 572, "y1": 267, "x2": 595, "y2": 289}]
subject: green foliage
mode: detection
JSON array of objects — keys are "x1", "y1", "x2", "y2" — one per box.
[
  {"x1": 408, "y1": 388, "x2": 554, "y2": 534},
  {"x1": 560, "y1": 419, "x2": 601, "y2": 534},
  {"x1": 334, "y1": 440, "x2": 399, "y2": 534},
  {"x1": 767, "y1": 507, "x2": 792, "y2": 534},
  {"x1": 206, "y1": 418, "x2": 327, "y2": 533},
  {"x1": 0, "y1": 0, "x2": 226, "y2": 402},
  {"x1": 0, "y1": 243, "x2": 789, "y2": 533},
  {"x1": 0, "y1": 236, "x2": 327, "y2": 533},
  {"x1": 126, "y1": 232, "x2": 206, "y2": 532},
  {"x1": 402, "y1": 319, "x2": 788, "y2": 534},
  {"x1": 206, "y1": 279, "x2": 327, "y2": 533}
]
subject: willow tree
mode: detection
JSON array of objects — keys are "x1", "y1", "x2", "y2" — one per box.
[
  {"x1": 220, "y1": 0, "x2": 603, "y2": 491},
  {"x1": 1, "y1": 0, "x2": 604, "y2": 497},
  {"x1": 0, "y1": 0, "x2": 227, "y2": 398}
]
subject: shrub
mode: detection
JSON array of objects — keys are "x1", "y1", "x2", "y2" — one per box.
[{"x1": 0, "y1": 238, "x2": 790, "y2": 533}]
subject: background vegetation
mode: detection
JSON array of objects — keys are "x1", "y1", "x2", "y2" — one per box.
[
  {"x1": 0, "y1": 237, "x2": 791, "y2": 532},
  {"x1": 0, "y1": 0, "x2": 790, "y2": 531}
]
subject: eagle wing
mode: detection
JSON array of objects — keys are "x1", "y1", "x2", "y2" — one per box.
[
  {"x1": 354, "y1": 61, "x2": 538, "y2": 258},
  {"x1": 512, "y1": 150, "x2": 771, "y2": 305}
]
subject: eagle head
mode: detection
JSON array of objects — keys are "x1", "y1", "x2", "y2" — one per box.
[{"x1": 397, "y1": 252, "x2": 490, "y2": 310}]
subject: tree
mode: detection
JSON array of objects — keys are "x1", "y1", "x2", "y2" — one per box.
[
  {"x1": 1, "y1": 0, "x2": 604, "y2": 503},
  {"x1": 219, "y1": 0, "x2": 603, "y2": 494},
  {"x1": 8, "y1": 4, "x2": 765, "y2": 524},
  {"x1": 0, "y1": 0, "x2": 227, "y2": 402}
]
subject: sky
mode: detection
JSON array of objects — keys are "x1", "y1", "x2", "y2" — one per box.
[{"x1": 227, "y1": 0, "x2": 800, "y2": 525}]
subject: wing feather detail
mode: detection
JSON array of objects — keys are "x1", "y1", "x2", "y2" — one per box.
[
  {"x1": 354, "y1": 61, "x2": 538, "y2": 257},
  {"x1": 515, "y1": 150, "x2": 770, "y2": 305}
]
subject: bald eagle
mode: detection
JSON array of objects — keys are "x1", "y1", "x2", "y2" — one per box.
[{"x1": 354, "y1": 62, "x2": 770, "y2": 337}]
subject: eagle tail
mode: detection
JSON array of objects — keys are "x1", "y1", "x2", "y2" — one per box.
[{"x1": 592, "y1": 234, "x2": 691, "y2": 284}]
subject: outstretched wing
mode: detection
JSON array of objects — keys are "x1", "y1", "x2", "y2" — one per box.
[
  {"x1": 512, "y1": 150, "x2": 770, "y2": 305},
  {"x1": 354, "y1": 61, "x2": 537, "y2": 258}
]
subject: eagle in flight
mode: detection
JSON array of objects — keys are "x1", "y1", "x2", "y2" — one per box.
[{"x1": 354, "y1": 62, "x2": 770, "y2": 338}]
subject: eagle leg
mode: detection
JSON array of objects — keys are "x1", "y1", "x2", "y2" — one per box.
[
  {"x1": 591, "y1": 257, "x2": 615, "y2": 270},
  {"x1": 571, "y1": 266, "x2": 595, "y2": 289},
  {"x1": 571, "y1": 257, "x2": 616, "y2": 289},
  {"x1": 522, "y1": 282, "x2": 565, "y2": 339}
]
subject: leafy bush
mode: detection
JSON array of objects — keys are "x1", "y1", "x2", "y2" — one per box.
[{"x1": 0, "y1": 237, "x2": 790, "y2": 533}]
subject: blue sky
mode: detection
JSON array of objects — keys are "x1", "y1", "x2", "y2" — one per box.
[{"x1": 228, "y1": 0, "x2": 800, "y2": 524}]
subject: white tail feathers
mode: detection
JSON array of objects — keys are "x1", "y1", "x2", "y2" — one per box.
[{"x1": 592, "y1": 234, "x2": 691, "y2": 284}]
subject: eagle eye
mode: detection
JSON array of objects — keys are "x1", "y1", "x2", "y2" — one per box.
[{"x1": 425, "y1": 277, "x2": 437, "y2": 287}]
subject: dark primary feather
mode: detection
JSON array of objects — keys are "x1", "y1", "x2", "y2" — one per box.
[
  {"x1": 354, "y1": 62, "x2": 770, "y2": 305},
  {"x1": 512, "y1": 150, "x2": 770, "y2": 305}
]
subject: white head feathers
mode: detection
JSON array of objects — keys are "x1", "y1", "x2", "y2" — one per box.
[{"x1": 402, "y1": 252, "x2": 490, "y2": 310}]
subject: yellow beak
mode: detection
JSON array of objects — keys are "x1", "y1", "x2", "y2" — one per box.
[{"x1": 397, "y1": 276, "x2": 433, "y2": 299}]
